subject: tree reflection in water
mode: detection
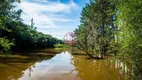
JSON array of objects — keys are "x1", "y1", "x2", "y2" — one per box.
[
  {"x1": 7, "y1": 51, "x2": 132, "y2": 80},
  {"x1": 73, "y1": 55, "x2": 132, "y2": 80}
]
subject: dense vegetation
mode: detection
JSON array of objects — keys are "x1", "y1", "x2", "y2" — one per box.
[
  {"x1": 0, "y1": 0, "x2": 63, "y2": 52},
  {"x1": 0, "y1": 0, "x2": 142, "y2": 79},
  {"x1": 75, "y1": 0, "x2": 142, "y2": 79}
]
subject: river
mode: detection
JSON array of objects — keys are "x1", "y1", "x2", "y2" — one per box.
[{"x1": 0, "y1": 51, "x2": 132, "y2": 80}]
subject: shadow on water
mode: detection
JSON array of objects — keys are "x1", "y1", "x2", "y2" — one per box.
[{"x1": 0, "y1": 51, "x2": 132, "y2": 80}]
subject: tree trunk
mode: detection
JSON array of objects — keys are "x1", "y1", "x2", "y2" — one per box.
[{"x1": 77, "y1": 40, "x2": 103, "y2": 59}]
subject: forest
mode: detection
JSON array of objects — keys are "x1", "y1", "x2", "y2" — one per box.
[
  {"x1": 75, "y1": 0, "x2": 142, "y2": 79},
  {"x1": 0, "y1": 0, "x2": 63, "y2": 53},
  {"x1": 0, "y1": 0, "x2": 142, "y2": 80}
]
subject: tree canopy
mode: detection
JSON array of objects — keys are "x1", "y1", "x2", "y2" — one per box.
[
  {"x1": 75, "y1": 0, "x2": 142, "y2": 79},
  {"x1": 0, "y1": 0, "x2": 63, "y2": 52}
]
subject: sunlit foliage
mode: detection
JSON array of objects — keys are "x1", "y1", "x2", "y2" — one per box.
[{"x1": 75, "y1": 0, "x2": 142, "y2": 79}]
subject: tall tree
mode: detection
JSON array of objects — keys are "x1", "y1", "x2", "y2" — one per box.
[
  {"x1": 75, "y1": 0, "x2": 117, "y2": 58},
  {"x1": 116, "y1": 0, "x2": 142, "y2": 79}
]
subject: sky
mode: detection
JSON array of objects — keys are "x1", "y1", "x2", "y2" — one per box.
[{"x1": 17, "y1": 0, "x2": 89, "y2": 39}]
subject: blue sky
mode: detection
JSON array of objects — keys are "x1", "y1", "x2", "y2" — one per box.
[{"x1": 18, "y1": 0, "x2": 89, "y2": 39}]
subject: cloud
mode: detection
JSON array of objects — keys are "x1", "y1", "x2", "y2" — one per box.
[
  {"x1": 37, "y1": 29, "x2": 66, "y2": 39},
  {"x1": 18, "y1": 0, "x2": 78, "y2": 28},
  {"x1": 20, "y1": 0, "x2": 76, "y2": 13},
  {"x1": 37, "y1": 26, "x2": 76, "y2": 39},
  {"x1": 17, "y1": 0, "x2": 81, "y2": 39}
]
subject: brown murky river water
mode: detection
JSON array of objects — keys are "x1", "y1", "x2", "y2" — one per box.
[{"x1": 0, "y1": 51, "x2": 132, "y2": 80}]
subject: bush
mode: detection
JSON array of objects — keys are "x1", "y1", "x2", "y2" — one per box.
[
  {"x1": 54, "y1": 44, "x2": 69, "y2": 48},
  {"x1": 0, "y1": 38, "x2": 14, "y2": 52}
]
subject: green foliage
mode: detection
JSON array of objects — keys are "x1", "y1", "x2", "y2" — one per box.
[
  {"x1": 75, "y1": 0, "x2": 142, "y2": 79},
  {"x1": 54, "y1": 44, "x2": 64, "y2": 48},
  {"x1": 54, "y1": 44, "x2": 69, "y2": 48},
  {"x1": 116, "y1": 0, "x2": 142, "y2": 79},
  {"x1": 0, "y1": 38, "x2": 14, "y2": 52},
  {"x1": 75, "y1": 0, "x2": 117, "y2": 58},
  {"x1": 0, "y1": 0, "x2": 63, "y2": 52}
]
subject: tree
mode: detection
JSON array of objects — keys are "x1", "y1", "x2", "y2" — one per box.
[
  {"x1": 0, "y1": 0, "x2": 20, "y2": 52},
  {"x1": 0, "y1": 0, "x2": 63, "y2": 52},
  {"x1": 116, "y1": 0, "x2": 142, "y2": 79},
  {"x1": 75, "y1": 0, "x2": 117, "y2": 58}
]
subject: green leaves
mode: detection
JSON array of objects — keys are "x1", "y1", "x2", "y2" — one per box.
[
  {"x1": 0, "y1": 38, "x2": 14, "y2": 52},
  {"x1": 75, "y1": 0, "x2": 117, "y2": 57},
  {"x1": 114, "y1": 0, "x2": 142, "y2": 79},
  {"x1": 0, "y1": 0, "x2": 62, "y2": 52},
  {"x1": 76, "y1": 0, "x2": 142, "y2": 78}
]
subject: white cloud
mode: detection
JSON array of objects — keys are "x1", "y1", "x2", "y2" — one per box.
[
  {"x1": 37, "y1": 26, "x2": 75, "y2": 39},
  {"x1": 17, "y1": 0, "x2": 80, "y2": 39},
  {"x1": 37, "y1": 29, "x2": 66, "y2": 39},
  {"x1": 20, "y1": 1, "x2": 76, "y2": 13},
  {"x1": 18, "y1": 0, "x2": 78, "y2": 28}
]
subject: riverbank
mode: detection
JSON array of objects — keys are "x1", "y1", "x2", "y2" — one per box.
[
  {"x1": 0, "y1": 51, "x2": 133, "y2": 80},
  {"x1": 0, "y1": 48, "x2": 114, "y2": 60},
  {"x1": 0, "y1": 48, "x2": 62, "y2": 60}
]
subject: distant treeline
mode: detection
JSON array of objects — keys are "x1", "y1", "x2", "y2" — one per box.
[{"x1": 0, "y1": 0, "x2": 63, "y2": 52}]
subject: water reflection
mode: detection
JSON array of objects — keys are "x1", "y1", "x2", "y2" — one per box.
[
  {"x1": 19, "y1": 51, "x2": 78, "y2": 80},
  {"x1": 0, "y1": 60, "x2": 36, "y2": 80},
  {"x1": 0, "y1": 51, "x2": 132, "y2": 80},
  {"x1": 73, "y1": 56, "x2": 132, "y2": 80}
]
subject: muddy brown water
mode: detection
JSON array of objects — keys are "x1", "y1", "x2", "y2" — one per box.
[{"x1": 0, "y1": 51, "x2": 132, "y2": 80}]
